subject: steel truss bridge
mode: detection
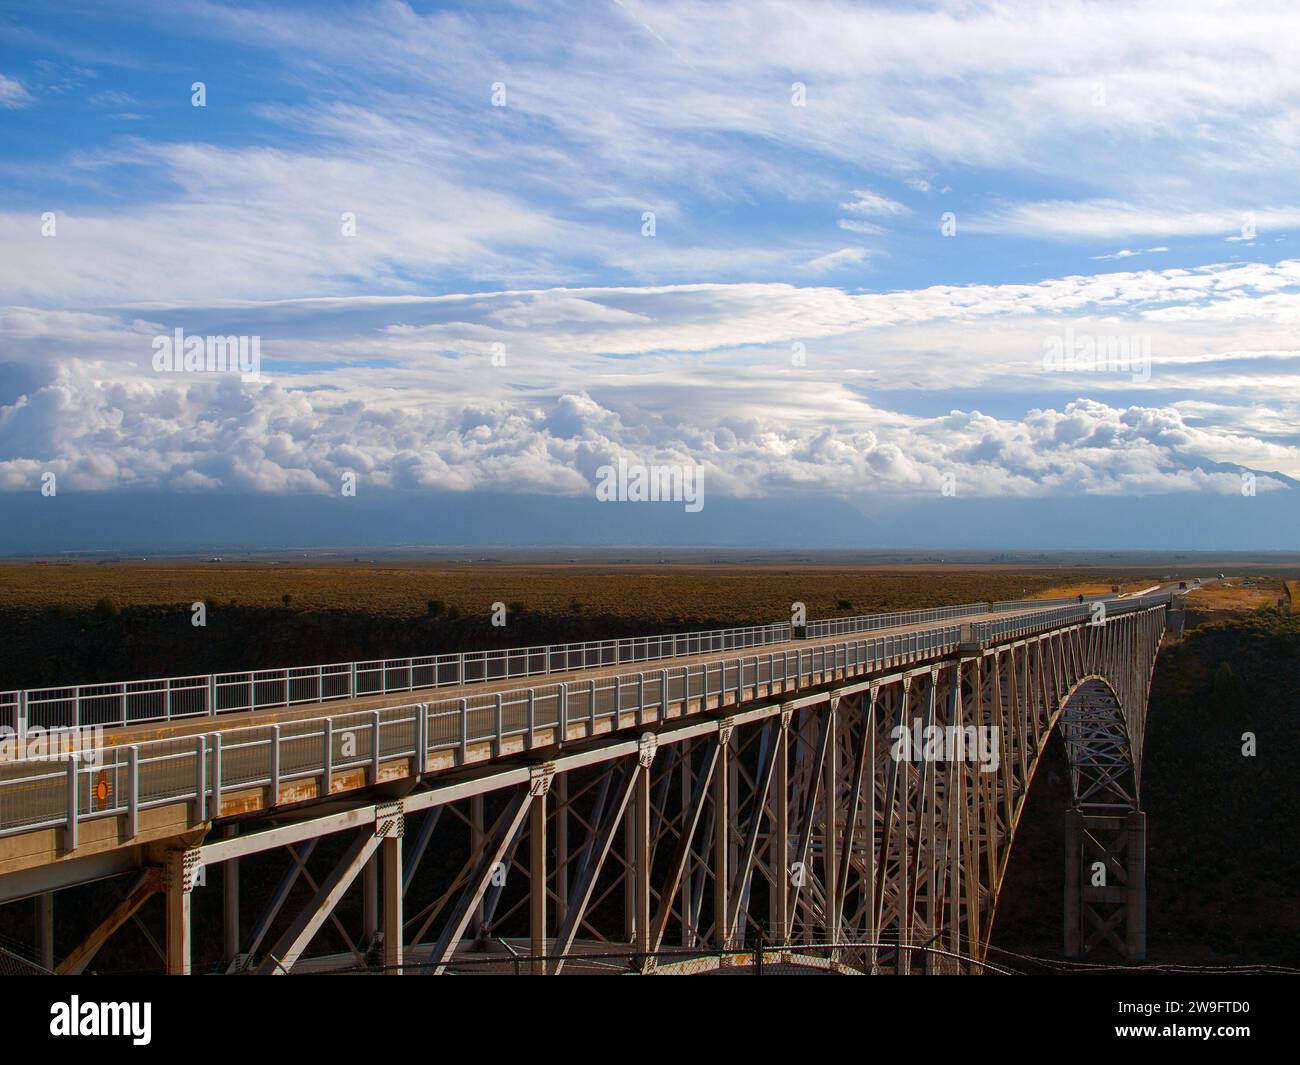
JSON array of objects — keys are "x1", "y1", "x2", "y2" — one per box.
[{"x1": 0, "y1": 591, "x2": 1181, "y2": 975}]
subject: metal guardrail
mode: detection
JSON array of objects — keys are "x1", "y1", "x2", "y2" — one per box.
[
  {"x1": 0, "y1": 621, "x2": 963, "y2": 837},
  {"x1": 0, "y1": 594, "x2": 1175, "y2": 839},
  {"x1": 988, "y1": 593, "x2": 1131, "y2": 613},
  {"x1": 962, "y1": 592, "x2": 1172, "y2": 646},
  {"x1": 0, "y1": 622, "x2": 789, "y2": 737},
  {"x1": 807, "y1": 594, "x2": 1127, "y2": 638},
  {"x1": 802, "y1": 602, "x2": 987, "y2": 638},
  {"x1": 2, "y1": 599, "x2": 1047, "y2": 736}
]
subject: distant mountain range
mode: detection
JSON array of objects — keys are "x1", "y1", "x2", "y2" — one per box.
[{"x1": 1, "y1": 484, "x2": 1297, "y2": 554}]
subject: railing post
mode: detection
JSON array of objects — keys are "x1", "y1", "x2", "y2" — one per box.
[
  {"x1": 526, "y1": 689, "x2": 536, "y2": 747},
  {"x1": 208, "y1": 675, "x2": 217, "y2": 716},
  {"x1": 65, "y1": 754, "x2": 78, "y2": 851},
  {"x1": 269, "y1": 724, "x2": 281, "y2": 805},
  {"x1": 660, "y1": 668, "x2": 669, "y2": 717},
  {"x1": 16, "y1": 690, "x2": 26, "y2": 744},
  {"x1": 559, "y1": 684, "x2": 569, "y2": 740},
  {"x1": 194, "y1": 735, "x2": 207, "y2": 822},
  {"x1": 415, "y1": 703, "x2": 427, "y2": 774},
  {"x1": 459, "y1": 698, "x2": 469, "y2": 762},
  {"x1": 126, "y1": 745, "x2": 139, "y2": 839},
  {"x1": 495, "y1": 694, "x2": 505, "y2": 755},
  {"x1": 322, "y1": 718, "x2": 333, "y2": 796},
  {"x1": 371, "y1": 709, "x2": 382, "y2": 783},
  {"x1": 211, "y1": 732, "x2": 222, "y2": 820}
]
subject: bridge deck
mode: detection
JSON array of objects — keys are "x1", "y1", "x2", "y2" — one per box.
[
  {"x1": 0, "y1": 591, "x2": 1179, "y2": 888},
  {"x1": 74, "y1": 605, "x2": 1018, "y2": 750}
]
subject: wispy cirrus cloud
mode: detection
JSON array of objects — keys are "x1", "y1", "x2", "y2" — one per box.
[
  {"x1": 841, "y1": 190, "x2": 909, "y2": 217},
  {"x1": 968, "y1": 201, "x2": 1300, "y2": 242},
  {"x1": 0, "y1": 73, "x2": 32, "y2": 108},
  {"x1": 7, "y1": 0, "x2": 1300, "y2": 302}
]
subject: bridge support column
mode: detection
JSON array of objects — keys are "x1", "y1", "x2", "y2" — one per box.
[
  {"x1": 363, "y1": 851, "x2": 379, "y2": 946},
  {"x1": 714, "y1": 727, "x2": 731, "y2": 950},
  {"x1": 527, "y1": 764, "x2": 555, "y2": 973},
  {"x1": 35, "y1": 891, "x2": 54, "y2": 971},
  {"x1": 555, "y1": 773, "x2": 568, "y2": 917},
  {"x1": 681, "y1": 752, "x2": 694, "y2": 948},
  {"x1": 769, "y1": 711, "x2": 790, "y2": 943},
  {"x1": 1125, "y1": 811, "x2": 1147, "y2": 962},
  {"x1": 1065, "y1": 809, "x2": 1146, "y2": 961},
  {"x1": 1063, "y1": 810, "x2": 1081, "y2": 958},
  {"x1": 382, "y1": 830, "x2": 403, "y2": 973},
  {"x1": 623, "y1": 816, "x2": 636, "y2": 943},
  {"x1": 823, "y1": 699, "x2": 840, "y2": 950},
  {"x1": 165, "y1": 849, "x2": 200, "y2": 975},
  {"x1": 470, "y1": 794, "x2": 485, "y2": 941},
  {"x1": 223, "y1": 826, "x2": 239, "y2": 964},
  {"x1": 530, "y1": 786, "x2": 547, "y2": 973},
  {"x1": 633, "y1": 755, "x2": 651, "y2": 959}
]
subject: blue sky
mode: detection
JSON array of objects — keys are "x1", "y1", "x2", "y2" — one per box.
[{"x1": 2, "y1": 1, "x2": 1300, "y2": 548}]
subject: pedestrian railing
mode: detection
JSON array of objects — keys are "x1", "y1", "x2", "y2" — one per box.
[
  {"x1": 0, "y1": 594, "x2": 1174, "y2": 838},
  {"x1": 987, "y1": 595, "x2": 1081, "y2": 612},
  {"x1": 0, "y1": 621, "x2": 788, "y2": 736},
  {"x1": 961, "y1": 592, "x2": 1172, "y2": 647},
  {"x1": 3, "y1": 597, "x2": 1069, "y2": 736},
  {"x1": 801, "y1": 602, "x2": 987, "y2": 638}
]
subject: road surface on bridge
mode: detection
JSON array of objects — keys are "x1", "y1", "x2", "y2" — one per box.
[{"x1": 61, "y1": 597, "x2": 1109, "y2": 752}]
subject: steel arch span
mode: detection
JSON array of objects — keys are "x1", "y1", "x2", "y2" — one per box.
[{"x1": 680, "y1": 603, "x2": 1167, "y2": 974}]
